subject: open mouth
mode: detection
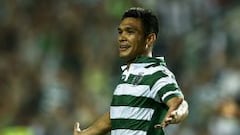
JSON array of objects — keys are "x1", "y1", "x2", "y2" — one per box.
[{"x1": 119, "y1": 45, "x2": 131, "y2": 51}]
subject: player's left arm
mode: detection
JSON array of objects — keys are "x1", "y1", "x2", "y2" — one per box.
[{"x1": 155, "y1": 96, "x2": 189, "y2": 128}]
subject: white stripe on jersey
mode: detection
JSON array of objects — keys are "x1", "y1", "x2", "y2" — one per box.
[
  {"x1": 110, "y1": 106, "x2": 154, "y2": 121},
  {"x1": 162, "y1": 90, "x2": 183, "y2": 102},
  {"x1": 151, "y1": 76, "x2": 178, "y2": 101},
  {"x1": 114, "y1": 84, "x2": 151, "y2": 97},
  {"x1": 111, "y1": 129, "x2": 147, "y2": 135}
]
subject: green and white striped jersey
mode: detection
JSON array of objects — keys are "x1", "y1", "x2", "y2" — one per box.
[{"x1": 110, "y1": 56, "x2": 183, "y2": 135}]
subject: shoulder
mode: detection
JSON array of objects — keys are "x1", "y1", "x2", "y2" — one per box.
[{"x1": 143, "y1": 57, "x2": 173, "y2": 75}]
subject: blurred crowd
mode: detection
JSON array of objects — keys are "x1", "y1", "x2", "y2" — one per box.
[{"x1": 0, "y1": 0, "x2": 239, "y2": 135}]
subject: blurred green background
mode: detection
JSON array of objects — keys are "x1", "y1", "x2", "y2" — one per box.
[{"x1": 0, "y1": 0, "x2": 239, "y2": 135}]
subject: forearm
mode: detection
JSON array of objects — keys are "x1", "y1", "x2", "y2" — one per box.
[
  {"x1": 156, "y1": 97, "x2": 188, "y2": 128},
  {"x1": 83, "y1": 112, "x2": 111, "y2": 135},
  {"x1": 165, "y1": 97, "x2": 183, "y2": 120},
  {"x1": 164, "y1": 97, "x2": 188, "y2": 125},
  {"x1": 172, "y1": 100, "x2": 189, "y2": 123}
]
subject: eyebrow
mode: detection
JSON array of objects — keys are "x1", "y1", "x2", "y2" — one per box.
[
  {"x1": 117, "y1": 26, "x2": 138, "y2": 31},
  {"x1": 117, "y1": 27, "x2": 121, "y2": 31}
]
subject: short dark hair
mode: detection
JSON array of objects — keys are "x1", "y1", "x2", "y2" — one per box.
[{"x1": 121, "y1": 7, "x2": 159, "y2": 37}]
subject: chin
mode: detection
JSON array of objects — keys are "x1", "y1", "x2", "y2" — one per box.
[
  {"x1": 119, "y1": 55, "x2": 135, "y2": 62},
  {"x1": 119, "y1": 55, "x2": 128, "y2": 59},
  {"x1": 119, "y1": 54, "x2": 129, "y2": 59}
]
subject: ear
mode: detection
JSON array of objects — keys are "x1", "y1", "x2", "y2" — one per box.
[{"x1": 145, "y1": 33, "x2": 157, "y2": 48}]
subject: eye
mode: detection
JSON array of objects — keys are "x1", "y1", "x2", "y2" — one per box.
[
  {"x1": 118, "y1": 29, "x2": 123, "y2": 35},
  {"x1": 118, "y1": 30, "x2": 122, "y2": 34},
  {"x1": 126, "y1": 29, "x2": 135, "y2": 34}
]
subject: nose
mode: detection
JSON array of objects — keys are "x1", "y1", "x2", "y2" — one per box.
[{"x1": 118, "y1": 33, "x2": 126, "y2": 43}]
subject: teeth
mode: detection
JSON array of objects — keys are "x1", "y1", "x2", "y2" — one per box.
[{"x1": 120, "y1": 45, "x2": 129, "y2": 48}]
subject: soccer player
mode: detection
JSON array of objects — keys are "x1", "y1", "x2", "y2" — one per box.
[{"x1": 74, "y1": 7, "x2": 188, "y2": 135}]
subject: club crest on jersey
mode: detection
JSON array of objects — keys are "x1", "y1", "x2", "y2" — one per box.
[
  {"x1": 121, "y1": 75, "x2": 126, "y2": 80},
  {"x1": 131, "y1": 72, "x2": 144, "y2": 85}
]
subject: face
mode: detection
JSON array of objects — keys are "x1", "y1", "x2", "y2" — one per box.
[{"x1": 117, "y1": 17, "x2": 147, "y2": 61}]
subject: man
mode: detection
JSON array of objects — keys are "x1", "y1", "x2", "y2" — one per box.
[{"x1": 74, "y1": 7, "x2": 188, "y2": 135}]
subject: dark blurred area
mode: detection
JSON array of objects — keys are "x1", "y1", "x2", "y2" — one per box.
[{"x1": 0, "y1": 0, "x2": 239, "y2": 135}]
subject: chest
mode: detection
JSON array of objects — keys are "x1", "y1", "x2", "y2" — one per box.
[{"x1": 114, "y1": 67, "x2": 154, "y2": 98}]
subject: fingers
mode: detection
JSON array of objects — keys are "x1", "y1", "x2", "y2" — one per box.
[
  {"x1": 155, "y1": 100, "x2": 189, "y2": 129},
  {"x1": 170, "y1": 110, "x2": 177, "y2": 116},
  {"x1": 74, "y1": 122, "x2": 81, "y2": 135},
  {"x1": 158, "y1": 117, "x2": 173, "y2": 128},
  {"x1": 154, "y1": 124, "x2": 164, "y2": 129},
  {"x1": 170, "y1": 110, "x2": 178, "y2": 122},
  {"x1": 154, "y1": 122, "x2": 169, "y2": 129},
  {"x1": 155, "y1": 112, "x2": 177, "y2": 128},
  {"x1": 154, "y1": 120, "x2": 170, "y2": 128}
]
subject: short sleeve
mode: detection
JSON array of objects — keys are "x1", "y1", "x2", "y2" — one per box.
[{"x1": 151, "y1": 69, "x2": 183, "y2": 103}]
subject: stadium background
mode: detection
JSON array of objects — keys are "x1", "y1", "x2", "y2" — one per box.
[{"x1": 0, "y1": 0, "x2": 239, "y2": 135}]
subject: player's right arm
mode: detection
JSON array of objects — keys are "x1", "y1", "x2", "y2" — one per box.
[{"x1": 74, "y1": 112, "x2": 111, "y2": 135}]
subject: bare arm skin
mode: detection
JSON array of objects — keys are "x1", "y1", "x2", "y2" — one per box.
[
  {"x1": 74, "y1": 112, "x2": 111, "y2": 135},
  {"x1": 155, "y1": 97, "x2": 189, "y2": 128}
]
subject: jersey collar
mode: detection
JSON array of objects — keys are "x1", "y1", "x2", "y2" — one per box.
[{"x1": 120, "y1": 56, "x2": 166, "y2": 71}]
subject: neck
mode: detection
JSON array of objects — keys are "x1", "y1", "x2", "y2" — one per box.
[{"x1": 126, "y1": 52, "x2": 153, "y2": 65}]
